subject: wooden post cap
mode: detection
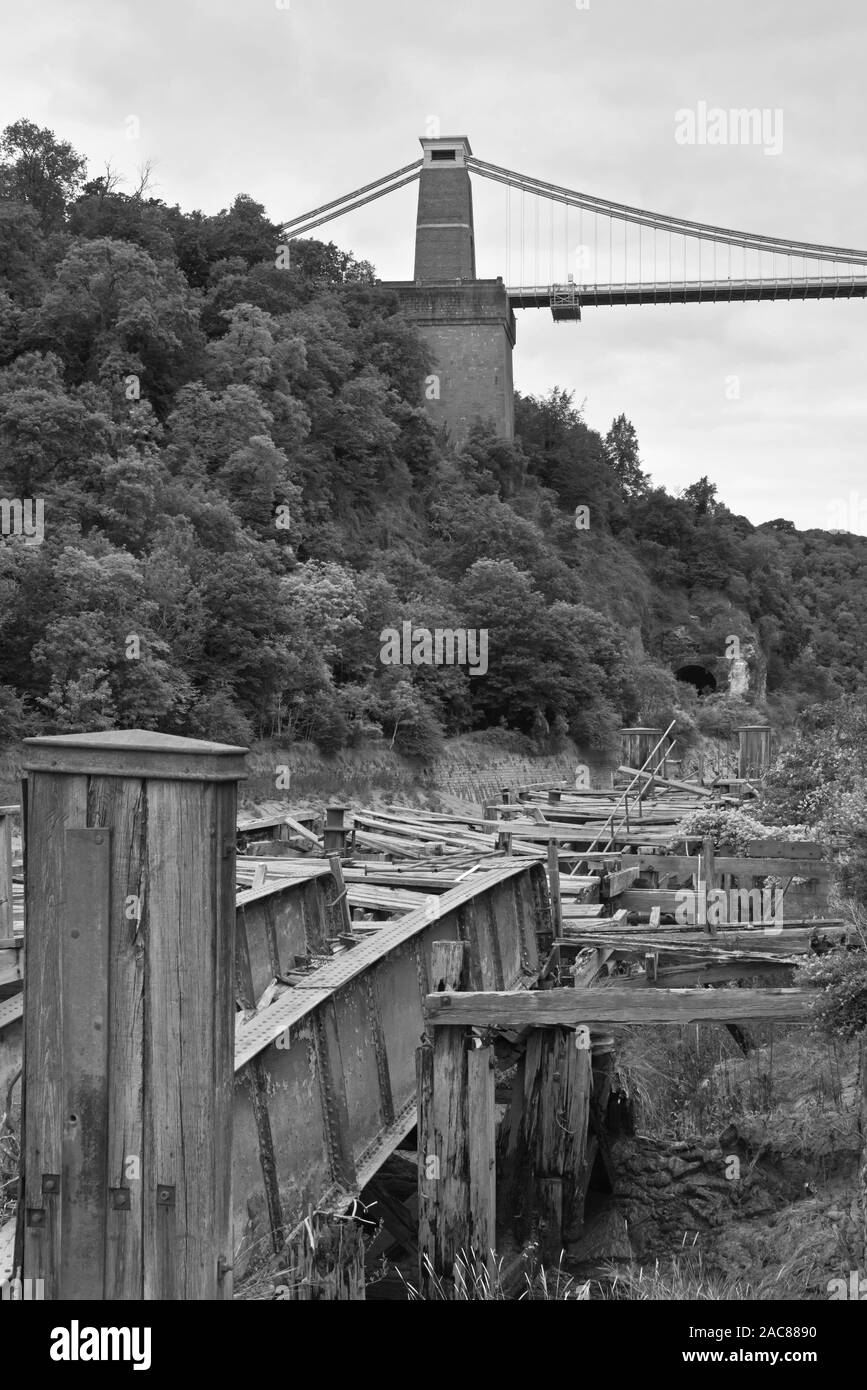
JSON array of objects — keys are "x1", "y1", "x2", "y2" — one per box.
[{"x1": 23, "y1": 728, "x2": 248, "y2": 781}]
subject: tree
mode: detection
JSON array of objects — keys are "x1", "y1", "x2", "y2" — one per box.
[
  {"x1": 604, "y1": 414, "x2": 649, "y2": 498},
  {"x1": 681, "y1": 476, "x2": 718, "y2": 516},
  {"x1": 31, "y1": 237, "x2": 204, "y2": 410},
  {"x1": 0, "y1": 200, "x2": 46, "y2": 307},
  {"x1": 0, "y1": 119, "x2": 87, "y2": 230},
  {"x1": 288, "y1": 238, "x2": 375, "y2": 287}
]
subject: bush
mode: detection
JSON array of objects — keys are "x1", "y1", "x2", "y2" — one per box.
[
  {"x1": 0, "y1": 682, "x2": 31, "y2": 743},
  {"x1": 186, "y1": 688, "x2": 254, "y2": 746},
  {"x1": 799, "y1": 948, "x2": 867, "y2": 1042},
  {"x1": 668, "y1": 808, "x2": 812, "y2": 856},
  {"x1": 694, "y1": 694, "x2": 761, "y2": 739}
]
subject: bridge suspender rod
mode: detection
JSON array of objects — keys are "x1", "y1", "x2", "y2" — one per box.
[
  {"x1": 468, "y1": 157, "x2": 867, "y2": 267},
  {"x1": 280, "y1": 160, "x2": 423, "y2": 234}
]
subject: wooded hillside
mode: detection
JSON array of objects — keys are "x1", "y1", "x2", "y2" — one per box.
[{"x1": 2, "y1": 120, "x2": 866, "y2": 756}]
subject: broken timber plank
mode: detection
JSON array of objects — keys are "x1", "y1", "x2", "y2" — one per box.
[
  {"x1": 617, "y1": 766, "x2": 713, "y2": 797},
  {"x1": 601, "y1": 866, "x2": 640, "y2": 899},
  {"x1": 425, "y1": 987, "x2": 819, "y2": 1026}
]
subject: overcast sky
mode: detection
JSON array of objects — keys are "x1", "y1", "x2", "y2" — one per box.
[{"x1": 4, "y1": 0, "x2": 866, "y2": 531}]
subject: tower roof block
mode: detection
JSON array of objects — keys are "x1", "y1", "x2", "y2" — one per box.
[{"x1": 419, "y1": 136, "x2": 473, "y2": 167}]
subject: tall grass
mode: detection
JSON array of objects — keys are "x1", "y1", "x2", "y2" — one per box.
[{"x1": 401, "y1": 1248, "x2": 590, "y2": 1301}]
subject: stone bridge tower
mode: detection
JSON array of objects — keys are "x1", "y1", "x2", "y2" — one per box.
[{"x1": 382, "y1": 136, "x2": 516, "y2": 443}]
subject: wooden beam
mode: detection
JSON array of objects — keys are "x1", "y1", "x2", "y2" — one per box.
[
  {"x1": 282, "y1": 814, "x2": 321, "y2": 847},
  {"x1": 617, "y1": 765, "x2": 713, "y2": 797},
  {"x1": 602, "y1": 866, "x2": 640, "y2": 899},
  {"x1": 623, "y1": 960, "x2": 793, "y2": 987},
  {"x1": 619, "y1": 852, "x2": 831, "y2": 881},
  {"x1": 425, "y1": 986, "x2": 818, "y2": 1026},
  {"x1": 551, "y1": 925, "x2": 818, "y2": 957},
  {"x1": 747, "y1": 838, "x2": 824, "y2": 860},
  {"x1": 547, "y1": 840, "x2": 562, "y2": 936},
  {"x1": 701, "y1": 836, "x2": 717, "y2": 938}
]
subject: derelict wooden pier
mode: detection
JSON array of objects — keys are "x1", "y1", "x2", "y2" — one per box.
[{"x1": 0, "y1": 721, "x2": 844, "y2": 1298}]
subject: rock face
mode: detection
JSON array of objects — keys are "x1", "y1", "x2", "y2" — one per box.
[
  {"x1": 566, "y1": 1116, "x2": 863, "y2": 1296},
  {"x1": 725, "y1": 638, "x2": 767, "y2": 699},
  {"x1": 610, "y1": 1134, "x2": 783, "y2": 1260},
  {"x1": 728, "y1": 654, "x2": 751, "y2": 696}
]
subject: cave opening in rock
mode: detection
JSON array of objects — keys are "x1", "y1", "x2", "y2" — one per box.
[{"x1": 674, "y1": 664, "x2": 717, "y2": 696}]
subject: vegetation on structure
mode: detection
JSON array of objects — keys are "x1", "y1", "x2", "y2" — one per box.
[{"x1": 3, "y1": 121, "x2": 867, "y2": 758}]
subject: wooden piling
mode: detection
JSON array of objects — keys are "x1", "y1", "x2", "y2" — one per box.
[
  {"x1": 467, "y1": 1044, "x2": 496, "y2": 1277},
  {"x1": 417, "y1": 940, "x2": 481, "y2": 1293},
  {"x1": 20, "y1": 729, "x2": 246, "y2": 1300},
  {"x1": 736, "y1": 725, "x2": 772, "y2": 780},
  {"x1": 498, "y1": 1026, "x2": 592, "y2": 1256},
  {"x1": 498, "y1": 790, "x2": 513, "y2": 853},
  {"x1": 701, "y1": 835, "x2": 717, "y2": 936},
  {"x1": 547, "y1": 840, "x2": 563, "y2": 937}
]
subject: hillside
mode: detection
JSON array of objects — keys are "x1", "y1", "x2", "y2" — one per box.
[{"x1": 2, "y1": 119, "x2": 867, "y2": 760}]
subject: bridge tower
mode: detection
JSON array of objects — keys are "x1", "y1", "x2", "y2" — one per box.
[{"x1": 384, "y1": 136, "x2": 516, "y2": 443}]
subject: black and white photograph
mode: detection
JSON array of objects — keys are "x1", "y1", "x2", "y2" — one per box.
[{"x1": 0, "y1": 0, "x2": 865, "y2": 1351}]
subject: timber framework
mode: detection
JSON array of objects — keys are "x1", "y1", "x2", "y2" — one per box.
[{"x1": 0, "y1": 722, "x2": 848, "y2": 1298}]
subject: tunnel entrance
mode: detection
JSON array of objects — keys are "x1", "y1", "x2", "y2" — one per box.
[{"x1": 675, "y1": 664, "x2": 717, "y2": 696}]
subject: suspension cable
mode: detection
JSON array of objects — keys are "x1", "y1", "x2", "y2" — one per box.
[
  {"x1": 281, "y1": 160, "x2": 422, "y2": 233},
  {"x1": 468, "y1": 156, "x2": 867, "y2": 266}
]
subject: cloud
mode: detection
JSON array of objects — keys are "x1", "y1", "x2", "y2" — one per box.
[{"x1": 3, "y1": 0, "x2": 865, "y2": 529}]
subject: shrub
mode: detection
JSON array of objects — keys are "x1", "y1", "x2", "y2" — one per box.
[
  {"x1": 668, "y1": 808, "x2": 812, "y2": 856},
  {"x1": 798, "y1": 948, "x2": 867, "y2": 1042}
]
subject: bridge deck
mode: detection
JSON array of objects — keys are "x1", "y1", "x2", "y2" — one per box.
[{"x1": 508, "y1": 276, "x2": 867, "y2": 309}]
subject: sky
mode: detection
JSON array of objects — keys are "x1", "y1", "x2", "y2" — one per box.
[{"x1": 3, "y1": 0, "x2": 866, "y2": 531}]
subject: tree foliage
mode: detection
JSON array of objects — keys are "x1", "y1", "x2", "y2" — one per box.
[{"x1": 1, "y1": 117, "x2": 866, "y2": 758}]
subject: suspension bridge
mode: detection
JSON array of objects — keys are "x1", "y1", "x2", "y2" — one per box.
[{"x1": 282, "y1": 135, "x2": 867, "y2": 440}]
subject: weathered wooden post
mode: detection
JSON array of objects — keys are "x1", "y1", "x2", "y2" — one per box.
[
  {"x1": 498, "y1": 789, "x2": 513, "y2": 855},
  {"x1": 498, "y1": 1026, "x2": 592, "y2": 1259},
  {"x1": 700, "y1": 835, "x2": 717, "y2": 936},
  {"x1": 417, "y1": 941, "x2": 495, "y2": 1294},
  {"x1": 547, "y1": 840, "x2": 563, "y2": 937},
  {"x1": 19, "y1": 729, "x2": 246, "y2": 1300},
  {"x1": 736, "y1": 725, "x2": 772, "y2": 781},
  {"x1": 0, "y1": 804, "x2": 15, "y2": 936}
]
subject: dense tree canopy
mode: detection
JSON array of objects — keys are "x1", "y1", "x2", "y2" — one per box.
[{"x1": 1, "y1": 119, "x2": 866, "y2": 756}]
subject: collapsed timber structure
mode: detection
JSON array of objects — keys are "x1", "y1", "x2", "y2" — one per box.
[{"x1": 0, "y1": 723, "x2": 849, "y2": 1299}]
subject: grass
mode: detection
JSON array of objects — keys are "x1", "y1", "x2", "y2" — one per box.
[
  {"x1": 600, "y1": 1238, "x2": 808, "y2": 1301},
  {"x1": 401, "y1": 1248, "x2": 590, "y2": 1301},
  {"x1": 0, "y1": 1093, "x2": 19, "y2": 1231}
]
